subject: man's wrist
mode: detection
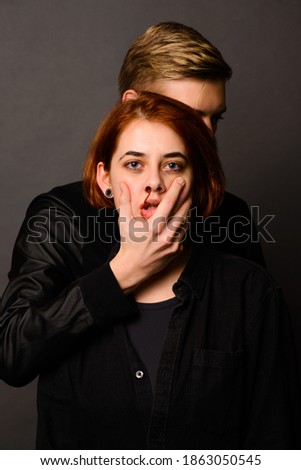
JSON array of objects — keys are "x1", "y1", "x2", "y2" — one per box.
[{"x1": 109, "y1": 257, "x2": 142, "y2": 295}]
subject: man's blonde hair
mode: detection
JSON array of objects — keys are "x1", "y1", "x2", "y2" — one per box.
[{"x1": 118, "y1": 22, "x2": 232, "y2": 95}]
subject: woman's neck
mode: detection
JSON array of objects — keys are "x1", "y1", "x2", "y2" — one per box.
[{"x1": 133, "y1": 244, "x2": 191, "y2": 303}]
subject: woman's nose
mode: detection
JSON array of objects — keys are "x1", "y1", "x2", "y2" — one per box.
[{"x1": 144, "y1": 170, "x2": 165, "y2": 193}]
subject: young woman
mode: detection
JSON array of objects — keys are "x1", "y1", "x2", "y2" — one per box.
[{"x1": 1, "y1": 93, "x2": 299, "y2": 449}]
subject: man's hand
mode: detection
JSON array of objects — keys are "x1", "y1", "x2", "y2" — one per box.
[{"x1": 109, "y1": 177, "x2": 192, "y2": 294}]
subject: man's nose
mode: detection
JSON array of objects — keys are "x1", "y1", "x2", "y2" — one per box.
[{"x1": 202, "y1": 116, "x2": 214, "y2": 134}]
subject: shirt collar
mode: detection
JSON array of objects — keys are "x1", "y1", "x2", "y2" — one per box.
[
  {"x1": 107, "y1": 241, "x2": 214, "y2": 300},
  {"x1": 177, "y1": 243, "x2": 213, "y2": 299}
]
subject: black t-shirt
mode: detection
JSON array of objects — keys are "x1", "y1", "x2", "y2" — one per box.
[{"x1": 126, "y1": 297, "x2": 180, "y2": 390}]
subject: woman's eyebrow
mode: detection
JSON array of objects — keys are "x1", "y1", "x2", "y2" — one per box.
[
  {"x1": 119, "y1": 151, "x2": 145, "y2": 161},
  {"x1": 163, "y1": 152, "x2": 188, "y2": 160},
  {"x1": 119, "y1": 151, "x2": 188, "y2": 161}
]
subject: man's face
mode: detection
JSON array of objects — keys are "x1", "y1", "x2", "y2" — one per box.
[{"x1": 140, "y1": 78, "x2": 226, "y2": 135}]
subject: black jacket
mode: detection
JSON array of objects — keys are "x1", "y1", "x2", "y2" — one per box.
[{"x1": 1, "y1": 182, "x2": 299, "y2": 449}]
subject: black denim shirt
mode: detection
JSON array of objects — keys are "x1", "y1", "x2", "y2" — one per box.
[{"x1": 1, "y1": 182, "x2": 300, "y2": 449}]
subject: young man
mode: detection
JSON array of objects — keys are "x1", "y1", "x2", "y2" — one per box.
[{"x1": 119, "y1": 22, "x2": 265, "y2": 265}]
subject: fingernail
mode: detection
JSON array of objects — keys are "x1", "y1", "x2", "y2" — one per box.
[{"x1": 177, "y1": 177, "x2": 185, "y2": 186}]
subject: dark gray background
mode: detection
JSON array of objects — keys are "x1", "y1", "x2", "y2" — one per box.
[{"x1": 1, "y1": 0, "x2": 300, "y2": 449}]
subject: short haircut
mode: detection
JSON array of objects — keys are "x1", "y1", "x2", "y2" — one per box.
[
  {"x1": 83, "y1": 92, "x2": 225, "y2": 217},
  {"x1": 118, "y1": 22, "x2": 232, "y2": 95}
]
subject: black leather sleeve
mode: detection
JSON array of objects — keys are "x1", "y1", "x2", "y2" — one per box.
[
  {"x1": 0, "y1": 193, "x2": 135, "y2": 387},
  {"x1": 200, "y1": 192, "x2": 266, "y2": 267}
]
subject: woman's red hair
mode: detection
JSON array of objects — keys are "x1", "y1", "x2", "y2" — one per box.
[{"x1": 83, "y1": 92, "x2": 224, "y2": 217}]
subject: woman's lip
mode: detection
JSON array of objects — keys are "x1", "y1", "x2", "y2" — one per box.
[
  {"x1": 139, "y1": 194, "x2": 161, "y2": 218},
  {"x1": 140, "y1": 206, "x2": 157, "y2": 219},
  {"x1": 139, "y1": 199, "x2": 161, "y2": 209}
]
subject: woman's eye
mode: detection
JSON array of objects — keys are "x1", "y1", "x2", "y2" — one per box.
[
  {"x1": 165, "y1": 162, "x2": 183, "y2": 171},
  {"x1": 126, "y1": 161, "x2": 141, "y2": 170}
]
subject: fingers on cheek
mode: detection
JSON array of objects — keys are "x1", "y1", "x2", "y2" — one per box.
[
  {"x1": 169, "y1": 241, "x2": 183, "y2": 254},
  {"x1": 163, "y1": 226, "x2": 187, "y2": 245},
  {"x1": 167, "y1": 216, "x2": 187, "y2": 235},
  {"x1": 149, "y1": 219, "x2": 166, "y2": 237},
  {"x1": 153, "y1": 215, "x2": 186, "y2": 243}
]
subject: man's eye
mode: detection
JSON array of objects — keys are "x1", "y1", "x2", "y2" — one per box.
[{"x1": 213, "y1": 113, "x2": 225, "y2": 123}]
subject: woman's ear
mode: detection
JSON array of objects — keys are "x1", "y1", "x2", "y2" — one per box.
[
  {"x1": 96, "y1": 162, "x2": 111, "y2": 194},
  {"x1": 122, "y1": 89, "x2": 138, "y2": 102}
]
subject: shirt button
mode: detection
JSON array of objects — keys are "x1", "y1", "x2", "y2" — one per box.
[
  {"x1": 135, "y1": 370, "x2": 144, "y2": 379},
  {"x1": 160, "y1": 369, "x2": 169, "y2": 382}
]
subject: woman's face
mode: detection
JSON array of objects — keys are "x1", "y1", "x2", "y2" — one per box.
[{"x1": 97, "y1": 118, "x2": 193, "y2": 219}]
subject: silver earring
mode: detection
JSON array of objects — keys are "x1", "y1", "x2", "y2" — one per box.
[{"x1": 104, "y1": 187, "x2": 114, "y2": 199}]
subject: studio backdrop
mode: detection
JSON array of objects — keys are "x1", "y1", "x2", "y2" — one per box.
[{"x1": 0, "y1": 0, "x2": 300, "y2": 449}]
